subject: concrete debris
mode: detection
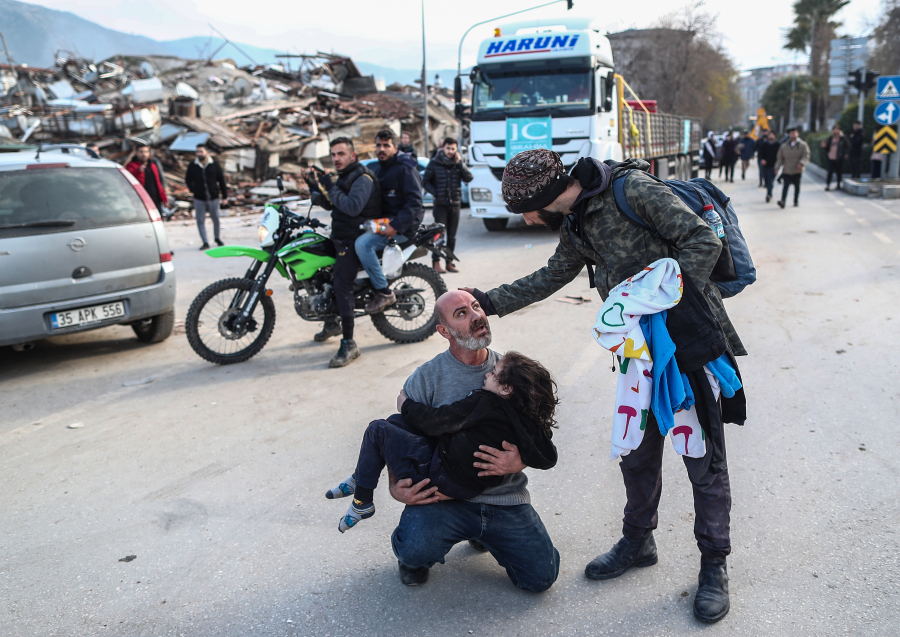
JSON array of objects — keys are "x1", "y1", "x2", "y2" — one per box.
[{"x1": 0, "y1": 48, "x2": 459, "y2": 218}]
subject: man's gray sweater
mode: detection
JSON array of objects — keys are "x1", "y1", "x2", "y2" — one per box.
[{"x1": 403, "y1": 349, "x2": 530, "y2": 506}]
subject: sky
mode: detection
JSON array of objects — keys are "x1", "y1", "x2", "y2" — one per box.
[{"x1": 22, "y1": 0, "x2": 886, "y2": 71}]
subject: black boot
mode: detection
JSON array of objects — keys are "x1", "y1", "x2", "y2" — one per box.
[
  {"x1": 693, "y1": 558, "x2": 730, "y2": 623},
  {"x1": 584, "y1": 533, "x2": 658, "y2": 580},
  {"x1": 398, "y1": 561, "x2": 429, "y2": 586},
  {"x1": 329, "y1": 339, "x2": 360, "y2": 368},
  {"x1": 314, "y1": 320, "x2": 342, "y2": 342}
]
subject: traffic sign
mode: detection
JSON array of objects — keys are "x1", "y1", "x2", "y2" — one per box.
[
  {"x1": 876, "y1": 76, "x2": 900, "y2": 101},
  {"x1": 875, "y1": 101, "x2": 900, "y2": 126},
  {"x1": 874, "y1": 126, "x2": 897, "y2": 153}
]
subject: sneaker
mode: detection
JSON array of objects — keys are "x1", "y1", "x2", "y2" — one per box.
[
  {"x1": 365, "y1": 290, "x2": 397, "y2": 315},
  {"x1": 329, "y1": 339, "x2": 360, "y2": 368},
  {"x1": 338, "y1": 499, "x2": 375, "y2": 533},
  {"x1": 432, "y1": 260, "x2": 446, "y2": 274},
  {"x1": 765, "y1": 195, "x2": 771, "y2": 203},
  {"x1": 215, "y1": 238, "x2": 224, "y2": 247},
  {"x1": 314, "y1": 320, "x2": 342, "y2": 342},
  {"x1": 825, "y1": 186, "x2": 830, "y2": 191},
  {"x1": 199, "y1": 242, "x2": 210, "y2": 250},
  {"x1": 794, "y1": 201, "x2": 799, "y2": 207},
  {"x1": 777, "y1": 200, "x2": 785, "y2": 209}
]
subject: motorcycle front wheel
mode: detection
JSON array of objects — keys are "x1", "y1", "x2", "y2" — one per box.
[
  {"x1": 185, "y1": 277, "x2": 276, "y2": 364},
  {"x1": 371, "y1": 262, "x2": 448, "y2": 344}
]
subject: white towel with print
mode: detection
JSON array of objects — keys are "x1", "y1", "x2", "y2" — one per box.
[
  {"x1": 592, "y1": 258, "x2": 683, "y2": 459},
  {"x1": 668, "y1": 367, "x2": 719, "y2": 458}
]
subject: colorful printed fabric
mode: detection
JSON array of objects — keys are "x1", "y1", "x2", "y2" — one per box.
[
  {"x1": 668, "y1": 367, "x2": 720, "y2": 458},
  {"x1": 592, "y1": 258, "x2": 683, "y2": 459}
]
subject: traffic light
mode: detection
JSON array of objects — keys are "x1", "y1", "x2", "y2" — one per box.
[{"x1": 849, "y1": 69, "x2": 880, "y2": 93}]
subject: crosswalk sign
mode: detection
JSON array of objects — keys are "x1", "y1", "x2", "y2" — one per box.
[
  {"x1": 874, "y1": 125, "x2": 898, "y2": 153},
  {"x1": 876, "y1": 76, "x2": 900, "y2": 101}
]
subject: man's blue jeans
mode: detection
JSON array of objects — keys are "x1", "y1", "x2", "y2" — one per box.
[
  {"x1": 391, "y1": 500, "x2": 560, "y2": 592},
  {"x1": 762, "y1": 167, "x2": 776, "y2": 197},
  {"x1": 355, "y1": 231, "x2": 406, "y2": 291}
]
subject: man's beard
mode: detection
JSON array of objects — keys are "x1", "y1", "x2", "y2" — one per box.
[
  {"x1": 447, "y1": 317, "x2": 492, "y2": 351},
  {"x1": 537, "y1": 208, "x2": 566, "y2": 231}
]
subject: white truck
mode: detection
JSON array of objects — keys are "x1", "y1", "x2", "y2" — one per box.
[{"x1": 456, "y1": 17, "x2": 702, "y2": 231}]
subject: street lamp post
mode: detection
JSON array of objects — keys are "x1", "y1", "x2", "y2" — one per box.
[
  {"x1": 421, "y1": 0, "x2": 429, "y2": 160},
  {"x1": 454, "y1": 0, "x2": 573, "y2": 146}
]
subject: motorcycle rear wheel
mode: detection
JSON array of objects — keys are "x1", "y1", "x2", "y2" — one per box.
[
  {"x1": 185, "y1": 277, "x2": 276, "y2": 364},
  {"x1": 371, "y1": 262, "x2": 447, "y2": 344}
]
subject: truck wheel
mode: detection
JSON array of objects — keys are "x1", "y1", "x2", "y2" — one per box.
[
  {"x1": 132, "y1": 309, "x2": 176, "y2": 343},
  {"x1": 483, "y1": 218, "x2": 508, "y2": 231}
]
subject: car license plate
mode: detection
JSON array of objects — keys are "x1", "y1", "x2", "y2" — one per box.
[{"x1": 50, "y1": 302, "x2": 126, "y2": 330}]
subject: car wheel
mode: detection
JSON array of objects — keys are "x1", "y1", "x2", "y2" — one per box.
[{"x1": 132, "y1": 309, "x2": 175, "y2": 343}]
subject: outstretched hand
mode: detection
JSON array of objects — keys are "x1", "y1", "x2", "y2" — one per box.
[{"x1": 474, "y1": 441, "x2": 525, "y2": 477}]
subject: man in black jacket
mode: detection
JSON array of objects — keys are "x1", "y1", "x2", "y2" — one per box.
[
  {"x1": 398, "y1": 132, "x2": 417, "y2": 160},
  {"x1": 357, "y1": 129, "x2": 424, "y2": 314},
  {"x1": 305, "y1": 137, "x2": 383, "y2": 368},
  {"x1": 756, "y1": 130, "x2": 780, "y2": 203},
  {"x1": 423, "y1": 137, "x2": 473, "y2": 273},
  {"x1": 185, "y1": 144, "x2": 228, "y2": 249},
  {"x1": 849, "y1": 120, "x2": 865, "y2": 179}
]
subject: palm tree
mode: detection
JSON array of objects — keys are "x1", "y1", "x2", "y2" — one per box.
[{"x1": 783, "y1": 0, "x2": 850, "y2": 131}]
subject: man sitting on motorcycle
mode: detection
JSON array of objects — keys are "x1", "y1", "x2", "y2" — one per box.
[
  {"x1": 304, "y1": 137, "x2": 383, "y2": 368},
  {"x1": 358, "y1": 129, "x2": 424, "y2": 315}
]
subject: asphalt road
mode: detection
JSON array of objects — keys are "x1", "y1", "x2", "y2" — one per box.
[{"x1": 2, "y1": 167, "x2": 899, "y2": 636}]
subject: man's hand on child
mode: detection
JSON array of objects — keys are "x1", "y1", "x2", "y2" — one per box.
[
  {"x1": 397, "y1": 390, "x2": 407, "y2": 412},
  {"x1": 474, "y1": 441, "x2": 526, "y2": 476},
  {"x1": 388, "y1": 471, "x2": 450, "y2": 505}
]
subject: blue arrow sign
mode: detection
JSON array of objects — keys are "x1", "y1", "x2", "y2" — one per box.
[
  {"x1": 876, "y1": 101, "x2": 900, "y2": 125},
  {"x1": 876, "y1": 76, "x2": 900, "y2": 101}
]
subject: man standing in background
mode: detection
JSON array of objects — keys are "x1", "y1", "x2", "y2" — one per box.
[
  {"x1": 738, "y1": 130, "x2": 755, "y2": 181},
  {"x1": 821, "y1": 124, "x2": 850, "y2": 191},
  {"x1": 775, "y1": 127, "x2": 810, "y2": 208},
  {"x1": 185, "y1": 144, "x2": 228, "y2": 250},
  {"x1": 757, "y1": 130, "x2": 780, "y2": 203},
  {"x1": 423, "y1": 137, "x2": 472, "y2": 273},
  {"x1": 126, "y1": 145, "x2": 168, "y2": 215},
  {"x1": 398, "y1": 132, "x2": 418, "y2": 160}
]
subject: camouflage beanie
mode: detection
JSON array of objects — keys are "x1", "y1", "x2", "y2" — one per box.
[{"x1": 501, "y1": 149, "x2": 572, "y2": 214}]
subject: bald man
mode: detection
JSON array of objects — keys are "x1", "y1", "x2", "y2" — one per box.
[{"x1": 387, "y1": 290, "x2": 560, "y2": 591}]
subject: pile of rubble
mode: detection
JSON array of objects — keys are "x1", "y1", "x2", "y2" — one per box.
[{"x1": 0, "y1": 50, "x2": 459, "y2": 218}]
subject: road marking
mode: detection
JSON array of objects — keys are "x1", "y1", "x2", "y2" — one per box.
[
  {"x1": 856, "y1": 217, "x2": 871, "y2": 226},
  {"x1": 867, "y1": 201, "x2": 900, "y2": 220},
  {"x1": 845, "y1": 208, "x2": 857, "y2": 216},
  {"x1": 873, "y1": 232, "x2": 894, "y2": 244}
]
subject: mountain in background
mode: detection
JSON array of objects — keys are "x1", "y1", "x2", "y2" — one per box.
[{"x1": 0, "y1": 0, "x2": 460, "y2": 87}]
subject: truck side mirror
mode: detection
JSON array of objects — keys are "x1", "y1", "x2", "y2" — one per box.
[
  {"x1": 604, "y1": 74, "x2": 615, "y2": 112},
  {"x1": 454, "y1": 76, "x2": 465, "y2": 119}
]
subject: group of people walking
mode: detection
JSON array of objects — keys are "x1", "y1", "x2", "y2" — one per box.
[{"x1": 701, "y1": 120, "x2": 868, "y2": 209}]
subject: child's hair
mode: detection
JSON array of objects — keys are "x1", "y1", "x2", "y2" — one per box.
[{"x1": 496, "y1": 351, "x2": 559, "y2": 433}]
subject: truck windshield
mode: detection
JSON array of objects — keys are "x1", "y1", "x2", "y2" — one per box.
[{"x1": 472, "y1": 67, "x2": 592, "y2": 117}]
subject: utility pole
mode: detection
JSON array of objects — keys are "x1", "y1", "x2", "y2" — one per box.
[
  {"x1": 421, "y1": 0, "x2": 429, "y2": 160},
  {"x1": 789, "y1": 52, "x2": 797, "y2": 128}
]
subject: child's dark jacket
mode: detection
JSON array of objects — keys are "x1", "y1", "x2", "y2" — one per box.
[{"x1": 401, "y1": 389, "x2": 557, "y2": 492}]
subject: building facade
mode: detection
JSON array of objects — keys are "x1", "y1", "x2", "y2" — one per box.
[{"x1": 739, "y1": 64, "x2": 808, "y2": 125}]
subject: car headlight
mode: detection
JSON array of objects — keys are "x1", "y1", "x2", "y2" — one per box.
[
  {"x1": 258, "y1": 225, "x2": 270, "y2": 245},
  {"x1": 470, "y1": 188, "x2": 492, "y2": 202}
]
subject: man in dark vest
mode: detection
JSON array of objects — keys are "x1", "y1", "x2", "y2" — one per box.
[{"x1": 304, "y1": 137, "x2": 382, "y2": 368}]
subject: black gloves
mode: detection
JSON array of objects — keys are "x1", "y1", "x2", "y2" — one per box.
[
  {"x1": 470, "y1": 288, "x2": 497, "y2": 316},
  {"x1": 316, "y1": 171, "x2": 334, "y2": 191}
]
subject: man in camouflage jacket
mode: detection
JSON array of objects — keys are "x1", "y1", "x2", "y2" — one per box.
[{"x1": 466, "y1": 149, "x2": 743, "y2": 624}]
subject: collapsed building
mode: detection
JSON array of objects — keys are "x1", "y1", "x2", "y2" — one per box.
[{"x1": 0, "y1": 50, "x2": 460, "y2": 216}]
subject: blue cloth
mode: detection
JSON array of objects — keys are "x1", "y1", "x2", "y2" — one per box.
[
  {"x1": 639, "y1": 313, "x2": 691, "y2": 436},
  {"x1": 392, "y1": 499, "x2": 560, "y2": 592},
  {"x1": 354, "y1": 231, "x2": 407, "y2": 291},
  {"x1": 706, "y1": 354, "x2": 742, "y2": 398},
  {"x1": 739, "y1": 137, "x2": 756, "y2": 160}
]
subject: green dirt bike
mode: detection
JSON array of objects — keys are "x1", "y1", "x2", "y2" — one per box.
[{"x1": 185, "y1": 181, "x2": 452, "y2": 365}]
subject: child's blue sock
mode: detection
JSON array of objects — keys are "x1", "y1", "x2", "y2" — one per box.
[
  {"x1": 325, "y1": 475, "x2": 356, "y2": 500},
  {"x1": 339, "y1": 499, "x2": 375, "y2": 533}
]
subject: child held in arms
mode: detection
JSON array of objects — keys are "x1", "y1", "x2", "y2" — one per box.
[{"x1": 327, "y1": 351, "x2": 559, "y2": 532}]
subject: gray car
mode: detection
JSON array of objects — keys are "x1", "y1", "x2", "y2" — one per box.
[{"x1": 0, "y1": 146, "x2": 176, "y2": 349}]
